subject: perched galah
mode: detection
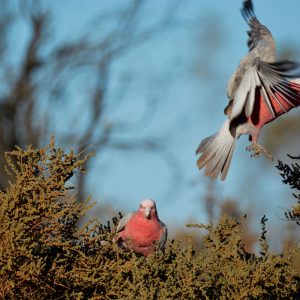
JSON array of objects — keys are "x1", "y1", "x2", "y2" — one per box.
[
  {"x1": 114, "y1": 199, "x2": 167, "y2": 256},
  {"x1": 196, "y1": 0, "x2": 300, "y2": 180}
]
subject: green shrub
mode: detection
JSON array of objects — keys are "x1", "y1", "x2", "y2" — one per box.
[
  {"x1": 277, "y1": 155, "x2": 300, "y2": 221},
  {"x1": 0, "y1": 141, "x2": 299, "y2": 299}
]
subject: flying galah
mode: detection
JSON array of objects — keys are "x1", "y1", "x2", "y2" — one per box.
[
  {"x1": 196, "y1": 0, "x2": 300, "y2": 180},
  {"x1": 113, "y1": 199, "x2": 167, "y2": 256}
]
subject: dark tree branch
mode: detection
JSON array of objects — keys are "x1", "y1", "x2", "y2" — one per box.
[{"x1": 0, "y1": 0, "x2": 185, "y2": 201}]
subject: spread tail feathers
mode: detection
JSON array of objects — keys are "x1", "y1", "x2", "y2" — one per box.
[{"x1": 196, "y1": 120, "x2": 236, "y2": 180}]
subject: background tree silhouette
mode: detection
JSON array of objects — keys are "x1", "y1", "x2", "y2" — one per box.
[{"x1": 0, "y1": 0, "x2": 185, "y2": 200}]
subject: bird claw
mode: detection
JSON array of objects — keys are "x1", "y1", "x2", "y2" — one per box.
[{"x1": 246, "y1": 142, "x2": 273, "y2": 161}]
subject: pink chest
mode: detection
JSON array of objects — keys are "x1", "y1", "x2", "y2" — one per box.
[{"x1": 122, "y1": 216, "x2": 162, "y2": 246}]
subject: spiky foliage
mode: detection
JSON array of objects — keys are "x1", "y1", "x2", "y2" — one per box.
[
  {"x1": 0, "y1": 142, "x2": 299, "y2": 299},
  {"x1": 277, "y1": 154, "x2": 300, "y2": 221},
  {"x1": 0, "y1": 138, "x2": 95, "y2": 298},
  {"x1": 187, "y1": 216, "x2": 299, "y2": 299}
]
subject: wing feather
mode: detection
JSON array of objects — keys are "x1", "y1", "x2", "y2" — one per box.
[
  {"x1": 157, "y1": 221, "x2": 167, "y2": 250},
  {"x1": 230, "y1": 66, "x2": 258, "y2": 120},
  {"x1": 116, "y1": 212, "x2": 135, "y2": 233},
  {"x1": 230, "y1": 59, "x2": 300, "y2": 121}
]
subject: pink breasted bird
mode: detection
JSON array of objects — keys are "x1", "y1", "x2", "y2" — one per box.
[
  {"x1": 196, "y1": 0, "x2": 300, "y2": 180},
  {"x1": 114, "y1": 199, "x2": 167, "y2": 256}
]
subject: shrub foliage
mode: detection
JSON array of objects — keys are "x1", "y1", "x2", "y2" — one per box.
[
  {"x1": 277, "y1": 155, "x2": 300, "y2": 222},
  {"x1": 0, "y1": 141, "x2": 299, "y2": 299}
]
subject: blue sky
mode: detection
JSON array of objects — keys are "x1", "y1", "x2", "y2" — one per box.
[{"x1": 14, "y1": 0, "x2": 300, "y2": 246}]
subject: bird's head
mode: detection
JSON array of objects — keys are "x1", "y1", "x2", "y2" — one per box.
[{"x1": 138, "y1": 198, "x2": 157, "y2": 220}]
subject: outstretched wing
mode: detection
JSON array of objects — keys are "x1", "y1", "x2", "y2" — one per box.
[
  {"x1": 241, "y1": 0, "x2": 273, "y2": 52},
  {"x1": 230, "y1": 65, "x2": 260, "y2": 119},
  {"x1": 230, "y1": 59, "x2": 300, "y2": 121},
  {"x1": 227, "y1": 0, "x2": 275, "y2": 105}
]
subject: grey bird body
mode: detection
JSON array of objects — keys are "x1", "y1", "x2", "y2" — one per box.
[{"x1": 196, "y1": 0, "x2": 300, "y2": 180}]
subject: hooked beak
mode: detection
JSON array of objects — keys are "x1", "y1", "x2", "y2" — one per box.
[{"x1": 144, "y1": 207, "x2": 151, "y2": 219}]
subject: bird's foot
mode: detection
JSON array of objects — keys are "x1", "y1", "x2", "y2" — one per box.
[{"x1": 246, "y1": 142, "x2": 273, "y2": 160}]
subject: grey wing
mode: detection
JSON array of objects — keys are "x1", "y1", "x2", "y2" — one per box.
[
  {"x1": 157, "y1": 221, "x2": 168, "y2": 250},
  {"x1": 241, "y1": 0, "x2": 273, "y2": 52},
  {"x1": 227, "y1": 71, "x2": 237, "y2": 101},
  {"x1": 254, "y1": 60, "x2": 300, "y2": 116},
  {"x1": 227, "y1": 62, "x2": 247, "y2": 101},
  {"x1": 229, "y1": 64, "x2": 260, "y2": 120},
  {"x1": 116, "y1": 212, "x2": 135, "y2": 233},
  {"x1": 230, "y1": 59, "x2": 300, "y2": 120},
  {"x1": 227, "y1": 0, "x2": 272, "y2": 103}
]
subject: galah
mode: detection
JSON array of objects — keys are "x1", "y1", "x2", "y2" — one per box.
[
  {"x1": 196, "y1": 0, "x2": 300, "y2": 180},
  {"x1": 114, "y1": 199, "x2": 167, "y2": 256}
]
